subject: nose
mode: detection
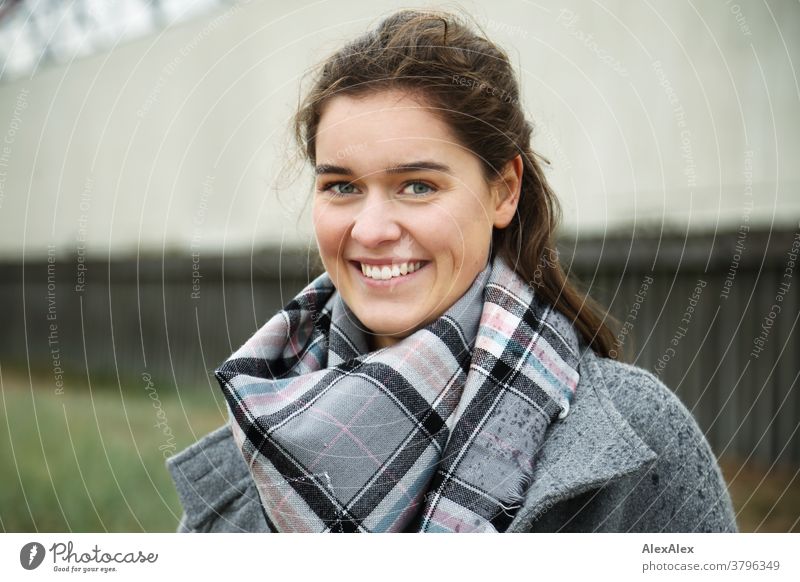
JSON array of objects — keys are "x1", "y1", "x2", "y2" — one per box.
[{"x1": 350, "y1": 194, "x2": 402, "y2": 247}]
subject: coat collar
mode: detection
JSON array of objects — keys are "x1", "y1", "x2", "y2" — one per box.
[{"x1": 508, "y1": 345, "x2": 657, "y2": 531}]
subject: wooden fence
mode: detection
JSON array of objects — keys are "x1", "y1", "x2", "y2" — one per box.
[{"x1": 1, "y1": 228, "x2": 798, "y2": 466}]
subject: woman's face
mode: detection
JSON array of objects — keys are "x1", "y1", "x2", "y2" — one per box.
[{"x1": 312, "y1": 89, "x2": 520, "y2": 349}]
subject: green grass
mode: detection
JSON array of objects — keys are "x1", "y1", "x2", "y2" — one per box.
[{"x1": 0, "y1": 368, "x2": 227, "y2": 532}]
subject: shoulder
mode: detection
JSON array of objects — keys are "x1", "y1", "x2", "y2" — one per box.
[
  {"x1": 166, "y1": 424, "x2": 271, "y2": 532},
  {"x1": 579, "y1": 355, "x2": 738, "y2": 532}
]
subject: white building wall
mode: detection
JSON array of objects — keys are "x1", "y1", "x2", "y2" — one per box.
[{"x1": 0, "y1": 0, "x2": 797, "y2": 260}]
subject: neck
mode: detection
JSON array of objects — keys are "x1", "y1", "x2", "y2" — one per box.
[{"x1": 369, "y1": 333, "x2": 400, "y2": 351}]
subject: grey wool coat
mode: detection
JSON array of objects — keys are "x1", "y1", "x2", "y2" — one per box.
[{"x1": 166, "y1": 343, "x2": 738, "y2": 533}]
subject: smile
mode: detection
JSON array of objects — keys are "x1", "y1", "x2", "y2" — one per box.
[{"x1": 352, "y1": 260, "x2": 429, "y2": 282}]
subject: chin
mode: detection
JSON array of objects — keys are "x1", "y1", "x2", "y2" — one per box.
[{"x1": 357, "y1": 313, "x2": 420, "y2": 339}]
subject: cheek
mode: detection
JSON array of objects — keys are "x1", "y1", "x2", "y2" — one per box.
[
  {"x1": 410, "y1": 210, "x2": 456, "y2": 258},
  {"x1": 312, "y1": 205, "x2": 349, "y2": 262},
  {"x1": 446, "y1": 206, "x2": 491, "y2": 255},
  {"x1": 449, "y1": 212, "x2": 493, "y2": 278},
  {"x1": 412, "y1": 205, "x2": 485, "y2": 268}
]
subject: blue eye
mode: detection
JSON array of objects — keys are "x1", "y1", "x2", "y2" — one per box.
[
  {"x1": 319, "y1": 181, "x2": 359, "y2": 196},
  {"x1": 402, "y1": 181, "x2": 436, "y2": 196}
]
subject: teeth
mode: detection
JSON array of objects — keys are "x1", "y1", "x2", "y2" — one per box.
[{"x1": 360, "y1": 261, "x2": 422, "y2": 280}]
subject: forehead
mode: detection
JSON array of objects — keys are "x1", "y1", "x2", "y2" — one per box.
[{"x1": 315, "y1": 90, "x2": 462, "y2": 161}]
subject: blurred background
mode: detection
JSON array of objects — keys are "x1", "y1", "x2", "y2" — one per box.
[{"x1": 0, "y1": 0, "x2": 798, "y2": 532}]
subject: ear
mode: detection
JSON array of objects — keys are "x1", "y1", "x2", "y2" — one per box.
[{"x1": 492, "y1": 154, "x2": 523, "y2": 229}]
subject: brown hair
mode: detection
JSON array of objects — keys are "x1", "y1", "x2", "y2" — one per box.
[{"x1": 291, "y1": 9, "x2": 619, "y2": 358}]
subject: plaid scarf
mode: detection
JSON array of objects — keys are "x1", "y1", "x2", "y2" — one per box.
[{"x1": 216, "y1": 256, "x2": 580, "y2": 532}]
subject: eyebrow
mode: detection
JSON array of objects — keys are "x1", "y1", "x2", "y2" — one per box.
[{"x1": 314, "y1": 160, "x2": 453, "y2": 177}]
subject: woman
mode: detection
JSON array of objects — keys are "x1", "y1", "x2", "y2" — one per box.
[{"x1": 168, "y1": 9, "x2": 737, "y2": 533}]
